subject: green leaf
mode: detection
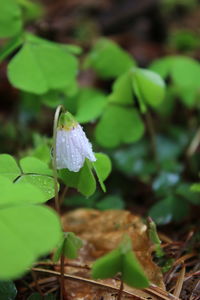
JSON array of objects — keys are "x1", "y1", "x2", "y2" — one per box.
[
  {"x1": 85, "y1": 38, "x2": 135, "y2": 78},
  {"x1": 95, "y1": 105, "x2": 145, "y2": 148},
  {"x1": 59, "y1": 160, "x2": 96, "y2": 197},
  {"x1": 171, "y1": 56, "x2": 200, "y2": 89},
  {"x1": 92, "y1": 249, "x2": 122, "y2": 279},
  {"x1": 150, "y1": 56, "x2": 200, "y2": 107},
  {"x1": 0, "y1": 176, "x2": 46, "y2": 205},
  {"x1": 63, "y1": 232, "x2": 82, "y2": 260},
  {"x1": 92, "y1": 235, "x2": 149, "y2": 288},
  {"x1": 113, "y1": 141, "x2": 156, "y2": 179},
  {"x1": 0, "y1": 280, "x2": 17, "y2": 300},
  {"x1": 176, "y1": 183, "x2": 200, "y2": 205},
  {"x1": 0, "y1": 204, "x2": 61, "y2": 280},
  {"x1": 191, "y1": 183, "x2": 200, "y2": 193},
  {"x1": 0, "y1": 35, "x2": 23, "y2": 63},
  {"x1": 16, "y1": 175, "x2": 55, "y2": 202},
  {"x1": 149, "y1": 196, "x2": 189, "y2": 225},
  {"x1": 8, "y1": 37, "x2": 78, "y2": 94},
  {"x1": 59, "y1": 153, "x2": 111, "y2": 197},
  {"x1": 122, "y1": 251, "x2": 149, "y2": 288},
  {"x1": 20, "y1": 156, "x2": 52, "y2": 176},
  {"x1": 0, "y1": 0, "x2": 22, "y2": 38},
  {"x1": 0, "y1": 154, "x2": 21, "y2": 181},
  {"x1": 75, "y1": 88, "x2": 107, "y2": 123},
  {"x1": 96, "y1": 195, "x2": 124, "y2": 210},
  {"x1": 53, "y1": 232, "x2": 82, "y2": 261},
  {"x1": 93, "y1": 153, "x2": 112, "y2": 192},
  {"x1": 149, "y1": 57, "x2": 173, "y2": 78},
  {"x1": 132, "y1": 68, "x2": 165, "y2": 111},
  {"x1": 108, "y1": 72, "x2": 133, "y2": 105}
]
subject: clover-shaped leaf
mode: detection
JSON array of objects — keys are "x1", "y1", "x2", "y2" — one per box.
[
  {"x1": 132, "y1": 68, "x2": 165, "y2": 112},
  {"x1": 95, "y1": 105, "x2": 145, "y2": 148},
  {"x1": 0, "y1": 0, "x2": 22, "y2": 38},
  {"x1": 84, "y1": 38, "x2": 135, "y2": 79},
  {"x1": 92, "y1": 235, "x2": 149, "y2": 289},
  {"x1": 75, "y1": 88, "x2": 107, "y2": 124},
  {"x1": 0, "y1": 177, "x2": 61, "y2": 280},
  {"x1": 0, "y1": 154, "x2": 21, "y2": 181},
  {"x1": 150, "y1": 56, "x2": 200, "y2": 107},
  {"x1": 0, "y1": 154, "x2": 56, "y2": 202},
  {"x1": 53, "y1": 232, "x2": 83, "y2": 261},
  {"x1": 8, "y1": 35, "x2": 78, "y2": 94},
  {"x1": 108, "y1": 72, "x2": 133, "y2": 105},
  {"x1": 59, "y1": 153, "x2": 111, "y2": 197}
]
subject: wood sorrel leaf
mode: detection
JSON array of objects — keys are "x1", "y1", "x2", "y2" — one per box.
[
  {"x1": 92, "y1": 153, "x2": 112, "y2": 192},
  {"x1": 0, "y1": 154, "x2": 21, "y2": 181},
  {"x1": 0, "y1": 154, "x2": 56, "y2": 202},
  {"x1": 95, "y1": 105, "x2": 145, "y2": 148},
  {"x1": 20, "y1": 156, "x2": 52, "y2": 176},
  {"x1": 53, "y1": 232, "x2": 83, "y2": 262},
  {"x1": 59, "y1": 153, "x2": 111, "y2": 197},
  {"x1": 0, "y1": 0, "x2": 22, "y2": 38},
  {"x1": 8, "y1": 35, "x2": 78, "y2": 94},
  {"x1": 92, "y1": 234, "x2": 149, "y2": 288},
  {"x1": 0, "y1": 176, "x2": 46, "y2": 205},
  {"x1": 84, "y1": 38, "x2": 135, "y2": 79},
  {"x1": 0, "y1": 204, "x2": 61, "y2": 280},
  {"x1": 108, "y1": 72, "x2": 133, "y2": 105},
  {"x1": 16, "y1": 175, "x2": 55, "y2": 202},
  {"x1": 75, "y1": 88, "x2": 107, "y2": 124},
  {"x1": 92, "y1": 249, "x2": 122, "y2": 279},
  {"x1": 132, "y1": 68, "x2": 165, "y2": 112},
  {"x1": 122, "y1": 251, "x2": 149, "y2": 288}
]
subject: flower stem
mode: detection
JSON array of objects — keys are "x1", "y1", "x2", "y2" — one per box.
[{"x1": 52, "y1": 105, "x2": 64, "y2": 214}]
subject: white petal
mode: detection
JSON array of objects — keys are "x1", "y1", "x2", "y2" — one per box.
[
  {"x1": 56, "y1": 130, "x2": 85, "y2": 172},
  {"x1": 70, "y1": 125, "x2": 96, "y2": 162}
]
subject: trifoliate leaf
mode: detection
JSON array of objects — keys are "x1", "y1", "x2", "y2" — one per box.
[
  {"x1": 132, "y1": 68, "x2": 165, "y2": 112},
  {"x1": 92, "y1": 249, "x2": 122, "y2": 279},
  {"x1": 54, "y1": 232, "x2": 83, "y2": 261},
  {"x1": 0, "y1": 154, "x2": 20, "y2": 181},
  {"x1": 8, "y1": 37, "x2": 78, "y2": 94},
  {"x1": 75, "y1": 88, "x2": 107, "y2": 123},
  {"x1": 0, "y1": 199, "x2": 61, "y2": 280},
  {"x1": 0, "y1": 0, "x2": 22, "y2": 38},
  {"x1": 92, "y1": 235, "x2": 149, "y2": 288},
  {"x1": 95, "y1": 105, "x2": 145, "y2": 148},
  {"x1": 16, "y1": 175, "x2": 55, "y2": 202},
  {"x1": 59, "y1": 153, "x2": 111, "y2": 197},
  {"x1": 122, "y1": 251, "x2": 149, "y2": 288},
  {"x1": 93, "y1": 153, "x2": 112, "y2": 192},
  {"x1": 59, "y1": 160, "x2": 96, "y2": 197},
  {"x1": 20, "y1": 157, "x2": 52, "y2": 176},
  {"x1": 108, "y1": 72, "x2": 133, "y2": 105},
  {"x1": 84, "y1": 38, "x2": 135, "y2": 78},
  {"x1": 0, "y1": 176, "x2": 46, "y2": 205}
]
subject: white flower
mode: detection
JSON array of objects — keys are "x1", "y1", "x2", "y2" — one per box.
[{"x1": 56, "y1": 124, "x2": 96, "y2": 172}]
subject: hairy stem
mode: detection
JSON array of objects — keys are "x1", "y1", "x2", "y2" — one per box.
[{"x1": 52, "y1": 105, "x2": 64, "y2": 214}]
